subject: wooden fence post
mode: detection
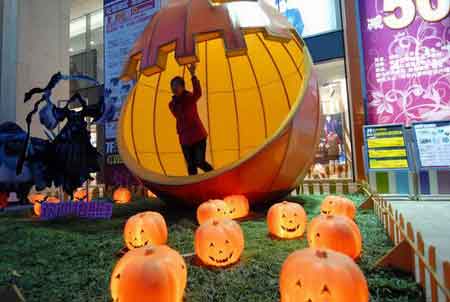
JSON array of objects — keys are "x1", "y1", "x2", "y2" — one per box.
[
  {"x1": 429, "y1": 246, "x2": 438, "y2": 302},
  {"x1": 417, "y1": 232, "x2": 426, "y2": 288}
]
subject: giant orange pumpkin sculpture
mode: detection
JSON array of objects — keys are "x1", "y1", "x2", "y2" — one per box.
[
  {"x1": 194, "y1": 218, "x2": 244, "y2": 267},
  {"x1": 117, "y1": 0, "x2": 321, "y2": 206},
  {"x1": 224, "y1": 195, "x2": 249, "y2": 219},
  {"x1": 307, "y1": 215, "x2": 362, "y2": 260},
  {"x1": 111, "y1": 245, "x2": 187, "y2": 302},
  {"x1": 279, "y1": 248, "x2": 369, "y2": 302},
  {"x1": 196, "y1": 199, "x2": 229, "y2": 224},
  {"x1": 113, "y1": 187, "x2": 132, "y2": 204},
  {"x1": 267, "y1": 201, "x2": 307, "y2": 239},
  {"x1": 320, "y1": 195, "x2": 356, "y2": 220},
  {"x1": 124, "y1": 211, "x2": 168, "y2": 249}
]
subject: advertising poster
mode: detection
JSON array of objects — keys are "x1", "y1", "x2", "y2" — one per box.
[
  {"x1": 359, "y1": 0, "x2": 450, "y2": 125},
  {"x1": 364, "y1": 125, "x2": 409, "y2": 170},
  {"x1": 104, "y1": 0, "x2": 160, "y2": 185},
  {"x1": 413, "y1": 121, "x2": 450, "y2": 169}
]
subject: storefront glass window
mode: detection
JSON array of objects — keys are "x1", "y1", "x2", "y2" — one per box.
[
  {"x1": 305, "y1": 59, "x2": 353, "y2": 180},
  {"x1": 266, "y1": 0, "x2": 342, "y2": 37},
  {"x1": 69, "y1": 16, "x2": 86, "y2": 53}
]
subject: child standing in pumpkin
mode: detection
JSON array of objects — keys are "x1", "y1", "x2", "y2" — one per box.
[{"x1": 169, "y1": 64, "x2": 214, "y2": 175}]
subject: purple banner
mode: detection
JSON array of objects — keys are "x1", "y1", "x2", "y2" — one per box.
[
  {"x1": 40, "y1": 202, "x2": 113, "y2": 220},
  {"x1": 359, "y1": 0, "x2": 450, "y2": 125}
]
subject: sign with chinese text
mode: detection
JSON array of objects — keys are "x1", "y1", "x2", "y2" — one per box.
[
  {"x1": 359, "y1": 0, "x2": 450, "y2": 125},
  {"x1": 413, "y1": 120, "x2": 450, "y2": 169},
  {"x1": 103, "y1": 0, "x2": 160, "y2": 185},
  {"x1": 364, "y1": 125, "x2": 410, "y2": 170}
]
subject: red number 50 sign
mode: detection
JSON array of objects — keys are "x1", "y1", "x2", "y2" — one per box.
[{"x1": 384, "y1": 0, "x2": 450, "y2": 29}]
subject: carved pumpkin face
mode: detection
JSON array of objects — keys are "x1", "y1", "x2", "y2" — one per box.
[
  {"x1": 194, "y1": 218, "x2": 244, "y2": 267},
  {"x1": 111, "y1": 245, "x2": 187, "y2": 302},
  {"x1": 224, "y1": 195, "x2": 249, "y2": 219},
  {"x1": 124, "y1": 211, "x2": 168, "y2": 250},
  {"x1": 267, "y1": 201, "x2": 307, "y2": 239},
  {"x1": 196, "y1": 199, "x2": 230, "y2": 224},
  {"x1": 113, "y1": 187, "x2": 132, "y2": 204},
  {"x1": 73, "y1": 189, "x2": 91, "y2": 202},
  {"x1": 280, "y1": 248, "x2": 369, "y2": 302},
  {"x1": 28, "y1": 193, "x2": 47, "y2": 204},
  {"x1": 320, "y1": 196, "x2": 356, "y2": 220},
  {"x1": 307, "y1": 215, "x2": 362, "y2": 260}
]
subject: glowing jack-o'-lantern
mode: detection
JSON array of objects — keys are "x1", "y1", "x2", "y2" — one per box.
[
  {"x1": 0, "y1": 192, "x2": 8, "y2": 209},
  {"x1": 307, "y1": 215, "x2": 362, "y2": 260},
  {"x1": 111, "y1": 245, "x2": 187, "y2": 302},
  {"x1": 124, "y1": 211, "x2": 168, "y2": 250},
  {"x1": 196, "y1": 199, "x2": 229, "y2": 224},
  {"x1": 194, "y1": 218, "x2": 244, "y2": 267},
  {"x1": 113, "y1": 187, "x2": 132, "y2": 204},
  {"x1": 28, "y1": 193, "x2": 47, "y2": 204},
  {"x1": 73, "y1": 189, "x2": 91, "y2": 202},
  {"x1": 117, "y1": 0, "x2": 321, "y2": 206},
  {"x1": 267, "y1": 201, "x2": 307, "y2": 239},
  {"x1": 147, "y1": 190, "x2": 157, "y2": 198},
  {"x1": 224, "y1": 195, "x2": 249, "y2": 219},
  {"x1": 280, "y1": 248, "x2": 369, "y2": 302},
  {"x1": 33, "y1": 197, "x2": 60, "y2": 217},
  {"x1": 320, "y1": 195, "x2": 356, "y2": 220}
]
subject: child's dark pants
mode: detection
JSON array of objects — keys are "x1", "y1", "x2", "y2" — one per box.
[{"x1": 181, "y1": 139, "x2": 213, "y2": 175}]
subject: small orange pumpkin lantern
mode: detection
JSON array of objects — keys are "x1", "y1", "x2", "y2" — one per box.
[
  {"x1": 196, "y1": 199, "x2": 229, "y2": 224},
  {"x1": 113, "y1": 187, "x2": 132, "y2": 204},
  {"x1": 280, "y1": 248, "x2": 369, "y2": 302},
  {"x1": 194, "y1": 218, "x2": 244, "y2": 267},
  {"x1": 28, "y1": 193, "x2": 47, "y2": 204},
  {"x1": 224, "y1": 195, "x2": 249, "y2": 219},
  {"x1": 320, "y1": 195, "x2": 356, "y2": 220},
  {"x1": 267, "y1": 201, "x2": 307, "y2": 239},
  {"x1": 307, "y1": 215, "x2": 362, "y2": 259},
  {"x1": 73, "y1": 188, "x2": 91, "y2": 202},
  {"x1": 124, "y1": 211, "x2": 168, "y2": 249},
  {"x1": 111, "y1": 245, "x2": 187, "y2": 302},
  {"x1": 147, "y1": 190, "x2": 157, "y2": 198},
  {"x1": 0, "y1": 192, "x2": 8, "y2": 209},
  {"x1": 33, "y1": 197, "x2": 60, "y2": 217}
]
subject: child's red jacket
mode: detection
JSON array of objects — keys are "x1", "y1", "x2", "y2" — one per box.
[{"x1": 169, "y1": 76, "x2": 208, "y2": 146}]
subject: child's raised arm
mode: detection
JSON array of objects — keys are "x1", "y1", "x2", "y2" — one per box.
[{"x1": 188, "y1": 64, "x2": 202, "y2": 101}]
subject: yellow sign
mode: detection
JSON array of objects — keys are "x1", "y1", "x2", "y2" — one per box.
[
  {"x1": 368, "y1": 149, "x2": 407, "y2": 158},
  {"x1": 367, "y1": 137, "x2": 405, "y2": 148},
  {"x1": 369, "y1": 159, "x2": 409, "y2": 169}
]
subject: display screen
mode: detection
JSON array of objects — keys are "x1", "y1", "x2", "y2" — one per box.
[
  {"x1": 413, "y1": 121, "x2": 450, "y2": 169},
  {"x1": 364, "y1": 125, "x2": 409, "y2": 170}
]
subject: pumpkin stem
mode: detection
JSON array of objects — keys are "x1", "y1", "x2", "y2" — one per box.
[{"x1": 315, "y1": 250, "x2": 328, "y2": 259}]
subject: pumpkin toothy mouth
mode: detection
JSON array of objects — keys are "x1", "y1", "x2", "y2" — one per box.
[
  {"x1": 321, "y1": 210, "x2": 331, "y2": 215},
  {"x1": 128, "y1": 240, "x2": 149, "y2": 248},
  {"x1": 209, "y1": 251, "x2": 234, "y2": 264},
  {"x1": 281, "y1": 224, "x2": 300, "y2": 232}
]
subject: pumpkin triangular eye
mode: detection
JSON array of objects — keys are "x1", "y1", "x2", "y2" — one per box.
[
  {"x1": 140, "y1": 229, "x2": 145, "y2": 234},
  {"x1": 209, "y1": 242, "x2": 215, "y2": 247},
  {"x1": 115, "y1": 273, "x2": 121, "y2": 279},
  {"x1": 296, "y1": 280, "x2": 302, "y2": 288},
  {"x1": 321, "y1": 284, "x2": 330, "y2": 294},
  {"x1": 316, "y1": 233, "x2": 320, "y2": 238}
]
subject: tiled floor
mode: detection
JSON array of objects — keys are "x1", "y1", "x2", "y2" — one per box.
[{"x1": 388, "y1": 200, "x2": 450, "y2": 302}]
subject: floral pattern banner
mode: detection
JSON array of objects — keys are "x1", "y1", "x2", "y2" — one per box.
[{"x1": 359, "y1": 0, "x2": 450, "y2": 125}]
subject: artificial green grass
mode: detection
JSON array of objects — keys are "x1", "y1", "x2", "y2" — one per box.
[{"x1": 0, "y1": 195, "x2": 424, "y2": 302}]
